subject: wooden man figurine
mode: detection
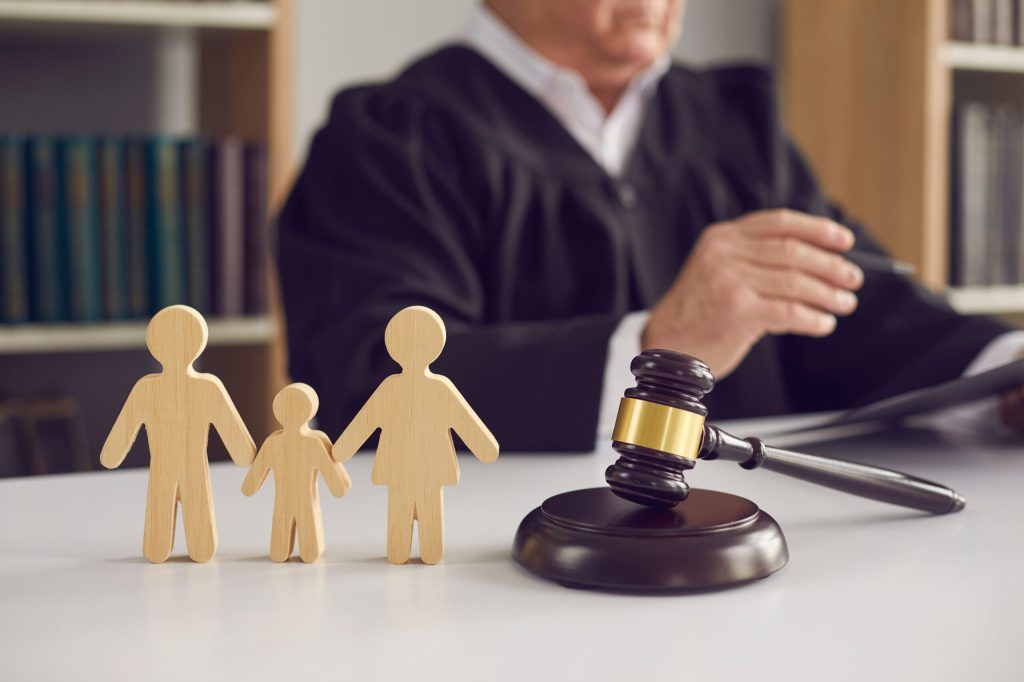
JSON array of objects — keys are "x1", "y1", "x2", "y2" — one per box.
[
  {"x1": 332, "y1": 306, "x2": 499, "y2": 565},
  {"x1": 242, "y1": 383, "x2": 351, "y2": 562},
  {"x1": 100, "y1": 305, "x2": 256, "y2": 563}
]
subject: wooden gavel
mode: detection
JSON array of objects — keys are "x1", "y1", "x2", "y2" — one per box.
[{"x1": 605, "y1": 350, "x2": 966, "y2": 514}]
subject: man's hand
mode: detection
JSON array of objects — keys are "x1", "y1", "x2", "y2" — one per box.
[{"x1": 643, "y1": 209, "x2": 865, "y2": 379}]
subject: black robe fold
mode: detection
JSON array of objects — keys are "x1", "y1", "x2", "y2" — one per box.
[{"x1": 277, "y1": 46, "x2": 1008, "y2": 450}]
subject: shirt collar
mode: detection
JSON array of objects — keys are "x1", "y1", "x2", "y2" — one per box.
[{"x1": 460, "y1": 4, "x2": 670, "y2": 119}]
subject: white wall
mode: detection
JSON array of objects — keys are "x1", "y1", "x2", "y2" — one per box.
[{"x1": 293, "y1": 0, "x2": 779, "y2": 164}]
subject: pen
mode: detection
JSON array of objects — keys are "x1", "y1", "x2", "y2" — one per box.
[{"x1": 845, "y1": 250, "x2": 916, "y2": 276}]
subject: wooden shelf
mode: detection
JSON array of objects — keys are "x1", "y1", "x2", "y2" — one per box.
[
  {"x1": 0, "y1": 316, "x2": 274, "y2": 355},
  {"x1": 947, "y1": 286, "x2": 1024, "y2": 315},
  {"x1": 0, "y1": 1, "x2": 276, "y2": 30},
  {"x1": 942, "y1": 42, "x2": 1024, "y2": 73}
]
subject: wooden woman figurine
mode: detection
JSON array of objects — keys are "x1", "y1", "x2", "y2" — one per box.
[
  {"x1": 242, "y1": 383, "x2": 351, "y2": 562},
  {"x1": 332, "y1": 306, "x2": 499, "y2": 565},
  {"x1": 100, "y1": 305, "x2": 256, "y2": 563}
]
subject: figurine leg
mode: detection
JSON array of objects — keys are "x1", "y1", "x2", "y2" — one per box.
[
  {"x1": 296, "y1": 509, "x2": 325, "y2": 563},
  {"x1": 386, "y1": 492, "x2": 415, "y2": 565},
  {"x1": 417, "y1": 488, "x2": 444, "y2": 565},
  {"x1": 180, "y1": 481, "x2": 218, "y2": 563},
  {"x1": 270, "y1": 506, "x2": 296, "y2": 562},
  {"x1": 142, "y1": 476, "x2": 178, "y2": 563}
]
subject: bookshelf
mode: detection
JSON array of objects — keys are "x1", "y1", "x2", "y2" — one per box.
[
  {"x1": 0, "y1": 317, "x2": 273, "y2": 355},
  {"x1": 0, "y1": 1, "x2": 277, "y2": 29},
  {"x1": 782, "y1": 0, "x2": 1024, "y2": 319},
  {"x1": 0, "y1": 0, "x2": 294, "y2": 461}
]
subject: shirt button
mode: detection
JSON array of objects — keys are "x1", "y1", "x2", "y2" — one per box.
[{"x1": 615, "y1": 182, "x2": 638, "y2": 209}]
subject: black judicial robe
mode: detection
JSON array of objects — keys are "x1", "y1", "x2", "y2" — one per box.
[{"x1": 278, "y1": 46, "x2": 1009, "y2": 451}]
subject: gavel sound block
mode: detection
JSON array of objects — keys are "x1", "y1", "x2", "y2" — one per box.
[{"x1": 512, "y1": 351, "x2": 965, "y2": 592}]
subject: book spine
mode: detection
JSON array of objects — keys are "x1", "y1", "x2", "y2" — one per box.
[
  {"x1": 0, "y1": 136, "x2": 30, "y2": 323},
  {"x1": 28, "y1": 137, "x2": 67, "y2": 322},
  {"x1": 180, "y1": 138, "x2": 210, "y2": 314},
  {"x1": 243, "y1": 141, "x2": 268, "y2": 314},
  {"x1": 146, "y1": 138, "x2": 186, "y2": 311},
  {"x1": 995, "y1": 0, "x2": 1014, "y2": 44},
  {"x1": 209, "y1": 138, "x2": 245, "y2": 317},
  {"x1": 959, "y1": 103, "x2": 988, "y2": 287},
  {"x1": 98, "y1": 138, "x2": 130, "y2": 320},
  {"x1": 951, "y1": 0, "x2": 974, "y2": 41},
  {"x1": 62, "y1": 137, "x2": 103, "y2": 321},
  {"x1": 124, "y1": 139, "x2": 151, "y2": 318},
  {"x1": 973, "y1": 0, "x2": 994, "y2": 43}
]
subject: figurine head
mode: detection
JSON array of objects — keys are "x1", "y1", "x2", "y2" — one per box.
[
  {"x1": 146, "y1": 305, "x2": 209, "y2": 371},
  {"x1": 385, "y1": 306, "x2": 447, "y2": 373},
  {"x1": 273, "y1": 383, "x2": 319, "y2": 430},
  {"x1": 605, "y1": 350, "x2": 715, "y2": 508}
]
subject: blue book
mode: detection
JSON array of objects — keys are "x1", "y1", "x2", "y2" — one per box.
[
  {"x1": 146, "y1": 138, "x2": 186, "y2": 310},
  {"x1": 98, "y1": 138, "x2": 130, "y2": 319},
  {"x1": 179, "y1": 138, "x2": 210, "y2": 314},
  {"x1": 28, "y1": 137, "x2": 67, "y2": 322},
  {"x1": 124, "y1": 139, "x2": 151, "y2": 318},
  {"x1": 0, "y1": 136, "x2": 30, "y2": 323},
  {"x1": 60, "y1": 136, "x2": 103, "y2": 322}
]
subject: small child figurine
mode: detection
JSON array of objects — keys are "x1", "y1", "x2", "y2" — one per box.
[{"x1": 242, "y1": 383, "x2": 351, "y2": 562}]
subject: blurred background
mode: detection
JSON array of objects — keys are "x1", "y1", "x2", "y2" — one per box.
[{"x1": 0, "y1": 0, "x2": 1020, "y2": 476}]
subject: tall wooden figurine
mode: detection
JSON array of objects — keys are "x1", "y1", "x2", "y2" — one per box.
[
  {"x1": 242, "y1": 383, "x2": 351, "y2": 562},
  {"x1": 332, "y1": 306, "x2": 499, "y2": 565},
  {"x1": 100, "y1": 305, "x2": 257, "y2": 563}
]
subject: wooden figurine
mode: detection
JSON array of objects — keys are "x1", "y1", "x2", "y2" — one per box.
[
  {"x1": 332, "y1": 306, "x2": 499, "y2": 565},
  {"x1": 242, "y1": 383, "x2": 351, "y2": 562},
  {"x1": 100, "y1": 305, "x2": 256, "y2": 563}
]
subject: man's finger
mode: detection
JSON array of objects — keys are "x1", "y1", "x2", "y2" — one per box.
[
  {"x1": 755, "y1": 296, "x2": 838, "y2": 337},
  {"x1": 741, "y1": 209, "x2": 855, "y2": 251},
  {"x1": 745, "y1": 265, "x2": 858, "y2": 316},
  {"x1": 742, "y1": 238, "x2": 864, "y2": 291}
]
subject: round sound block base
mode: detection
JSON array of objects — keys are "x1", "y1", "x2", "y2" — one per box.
[{"x1": 512, "y1": 487, "x2": 789, "y2": 592}]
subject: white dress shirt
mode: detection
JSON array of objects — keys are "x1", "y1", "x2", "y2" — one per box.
[{"x1": 461, "y1": 5, "x2": 1024, "y2": 441}]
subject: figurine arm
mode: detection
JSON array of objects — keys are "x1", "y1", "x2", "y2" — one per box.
[
  {"x1": 315, "y1": 432, "x2": 352, "y2": 498},
  {"x1": 208, "y1": 377, "x2": 257, "y2": 466},
  {"x1": 99, "y1": 381, "x2": 148, "y2": 470},
  {"x1": 241, "y1": 442, "x2": 273, "y2": 496},
  {"x1": 446, "y1": 382, "x2": 499, "y2": 464},
  {"x1": 332, "y1": 386, "x2": 383, "y2": 462}
]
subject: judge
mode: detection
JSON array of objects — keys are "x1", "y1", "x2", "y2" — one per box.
[{"x1": 278, "y1": 0, "x2": 1024, "y2": 450}]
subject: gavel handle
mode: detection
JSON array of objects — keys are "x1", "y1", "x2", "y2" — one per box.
[{"x1": 700, "y1": 425, "x2": 966, "y2": 515}]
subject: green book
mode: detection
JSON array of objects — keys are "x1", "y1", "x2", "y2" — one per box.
[
  {"x1": 61, "y1": 137, "x2": 103, "y2": 322},
  {"x1": 28, "y1": 137, "x2": 67, "y2": 322},
  {"x1": 146, "y1": 138, "x2": 186, "y2": 310},
  {"x1": 0, "y1": 136, "x2": 30, "y2": 323},
  {"x1": 124, "y1": 139, "x2": 151, "y2": 318},
  {"x1": 180, "y1": 138, "x2": 210, "y2": 314},
  {"x1": 98, "y1": 138, "x2": 130, "y2": 320}
]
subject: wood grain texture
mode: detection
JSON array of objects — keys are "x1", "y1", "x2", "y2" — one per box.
[
  {"x1": 242, "y1": 383, "x2": 350, "y2": 562},
  {"x1": 100, "y1": 305, "x2": 257, "y2": 563},
  {"x1": 782, "y1": 0, "x2": 950, "y2": 287},
  {"x1": 332, "y1": 306, "x2": 499, "y2": 565}
]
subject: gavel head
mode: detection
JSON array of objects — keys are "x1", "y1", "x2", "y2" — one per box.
[{"x1": 605, "y1": 350, "x2": 715, "y2": 509}]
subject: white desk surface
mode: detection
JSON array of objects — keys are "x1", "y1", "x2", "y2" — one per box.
[{"x1": 1, "y1": 418, "x2": 1022, "y2": 682}]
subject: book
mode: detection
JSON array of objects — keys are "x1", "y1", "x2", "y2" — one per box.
[
  {"x1": 61, "y1": 136, "x2": 103, "y2": 321},
  {"x1": 180, "y1": 138, "x2": 210, "y2": 314},
  {"x1": 28, "y1": 136, "x2": 67, "y2": 322},
  {"x1": 972, "y1": 0, "x2": 994, "y2": 42},
  {"x1": 0, "y1": 136, "x2": 30, "y2": 323},
  {"x1": 124, "y1": 138, "x2": 151, "y2": 319},
  {"x1": 146, "y1": 138, "x2": 187, "y2": 310},
  {"x1": 97, "y1": 138, "x2": 130, "y2": 320},
  {"x1": 209, "y1": 138, "x2": 246, "y2": 317},
  {"x1": 950, "y1": 0, "x2": 973, "y2": 41},
  {"x1": 994, "y1": 0, "x2": 1015, "y2": 44},
  {"x1": 951, "y1": 103, "x2": 989, "y2": 286},
  {"x1": 243, "y1": 141, "x2": 268, "y2": 314}
]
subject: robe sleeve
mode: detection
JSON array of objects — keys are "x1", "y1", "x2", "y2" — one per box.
[
  {"x1": 733, "y1": 71, "x2": 1014, "y2": 411},
  {"x1": 277, "y1": 87, "x2": 618, "y2": 451}
]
